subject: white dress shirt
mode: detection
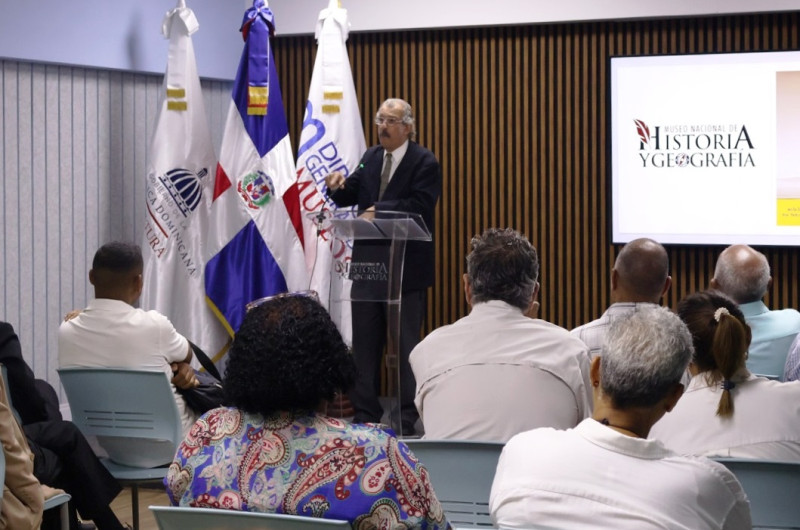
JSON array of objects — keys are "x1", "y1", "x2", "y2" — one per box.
[
  {"x1": 59, "y1": 298, "x2": 196, "y2": 433},
  {"x1": 490, "y1": 419, "x2": 751, "y2": 530}
]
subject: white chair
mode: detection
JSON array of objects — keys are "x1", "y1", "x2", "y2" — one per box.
[
  {"x1": 43, "y1": 492, "x2": 72, "y2": 530},
  {"x1": 712, "y1": 457, "x2": 800, "y2": 529},
  {"x1": 403, "y1": 439, "x2": 504, "y2": 528},
  {"x1": 58, "y1": 368, "x2": 184, "y2": 530},
  {"x1": 150, "y1": 506, "x2": 350, "y2": 529}
]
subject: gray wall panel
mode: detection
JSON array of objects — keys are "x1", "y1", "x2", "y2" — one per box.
[{"x1": 0, "y1": 59, "x2": 232, "y2": 399}]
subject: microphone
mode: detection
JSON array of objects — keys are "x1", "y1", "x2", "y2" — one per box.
[{"x1": 315, "y1": 209, "x2": 326, "y2": 236}]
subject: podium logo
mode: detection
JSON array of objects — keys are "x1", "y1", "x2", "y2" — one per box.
[
  {"x1": 349, "y1": 262, "x2": 389, "y2": 282},
  {"x1": 634, "y1": 119, "x2": 756, "y2": 169}
]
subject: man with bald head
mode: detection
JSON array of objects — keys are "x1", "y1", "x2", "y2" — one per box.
[
  {"x1": 572, "y1": 238, "x2": 671, "y2": 358},
  {"x1": 711, "y1": 244, "x2": 800, "y2": 378}
]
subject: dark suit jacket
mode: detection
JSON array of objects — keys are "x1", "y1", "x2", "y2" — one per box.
[
  {"x1": 329, "y1": 141, "x2": 442, "y2": 291},
  {"x1": 0, "y1": 322, "x2": 50, "y2": 425}
]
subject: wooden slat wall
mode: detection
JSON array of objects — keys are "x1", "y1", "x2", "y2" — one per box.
[{"x1": 276, "y1": 12, "x2": 800, "y2": 333}]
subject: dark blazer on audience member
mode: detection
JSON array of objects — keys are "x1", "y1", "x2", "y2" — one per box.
[
  {"x1": 329, "y1": 142, "x2": 442, "y2": 291},
  {"x1": 0, "y1": 322, "x2": 51, "y2": 424}
]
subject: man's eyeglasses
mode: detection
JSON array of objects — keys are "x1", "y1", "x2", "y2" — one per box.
[{"x1": 374, "y1": 116, "x2": 403, "y2": 126}]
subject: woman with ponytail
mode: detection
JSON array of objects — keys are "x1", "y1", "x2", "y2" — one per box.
[{"x1": 650, "y1": 290, "x2": 800, "y2": 460}]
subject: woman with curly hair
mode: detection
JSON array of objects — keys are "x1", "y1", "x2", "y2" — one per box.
[
  {"x1": 650, "y1": 290, "x2": 800, "y2": 460},
  {"x1": 165, "y1": 293, "x2": 450, "y2": 529}
]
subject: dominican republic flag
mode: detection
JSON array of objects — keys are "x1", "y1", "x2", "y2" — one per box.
[
  {"x1": 205, "y1": 0, "x2": 308, "y2": 337},
  {"x1": 141, "y1": 0, "x2": 229, "y2": 361},
  {"x1": 296, "y1": 0, "x2": 366, "y2": 344}
]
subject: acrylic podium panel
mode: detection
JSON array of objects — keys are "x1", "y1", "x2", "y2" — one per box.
[{"x1": 311, "y1": 210, "x2": 431, "y2": 436}]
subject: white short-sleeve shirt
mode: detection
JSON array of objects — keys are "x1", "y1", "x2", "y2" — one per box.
[
  {"x1": 490, "y1": 419, "x2": 751, "y2": 530},
  {"x1": 58, "y1": 298, "x2": 196, "y2": 433}
]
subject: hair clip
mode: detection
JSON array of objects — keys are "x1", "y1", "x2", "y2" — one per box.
[
  {"x1": 721, "y1": 379, "x2": 736, "y2": 391},
  {"x1": 713, "y1": 307, "x2": 730, "y2": 322}
]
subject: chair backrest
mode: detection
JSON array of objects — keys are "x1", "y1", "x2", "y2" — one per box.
[
  {"x1": 712, "y1": 458, "x2": 800, "y2": 529},
  {"x1": 57, "y1": 368, "x2": 183, "y2": 468},
  {"x1": 403, "y1": 439, "x2": 504, "y2": 528},
  {"x1": 150, "y1": 506, "x2": 350, "y2": 530}
]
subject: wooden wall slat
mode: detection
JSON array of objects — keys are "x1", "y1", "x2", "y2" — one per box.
[{"x1": 275, "y1": 13, "x2": 800, "y2": 333}]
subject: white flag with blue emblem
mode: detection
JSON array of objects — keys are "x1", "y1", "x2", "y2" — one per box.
[
  {"x1": 297, "y1": 0, "x2": 366, "y2": 344},
  {"x1": 140, "y1": 0, "x2": 229, "y2": 362}
]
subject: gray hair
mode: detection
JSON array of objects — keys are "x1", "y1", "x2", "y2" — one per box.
[
  {"x1": 378, "y1": 98, "x2": 416, "y2": 140},
  {"x1": 466, "y1": 228, "x2": 539, "y2": 311},
  {"x1": 601, "y1": 306, "x2": 693, "y2": 409},
  {"x1": 713, "y1": 245, "x2": 770, "y2": 304}
]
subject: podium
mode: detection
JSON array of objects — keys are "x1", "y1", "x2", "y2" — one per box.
[{"x1": 313, "y1": 209, "x2": 431, "y2": 436}]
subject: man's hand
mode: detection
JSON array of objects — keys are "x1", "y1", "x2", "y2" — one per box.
[
  {"x1": 171, "y1": 362, "x2": 199, "y2": 389},
  {"x1": 63, "y1": 309, "x2": 81, "y2": 322},
  {"x1": 325, "y1": 171, "x2": 346, "y2": 192},
  {"x1": 358, "y1": 205, "x2": 376, "y2": 221}
]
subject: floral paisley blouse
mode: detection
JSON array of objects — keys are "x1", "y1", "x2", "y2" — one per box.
[{"x1": 165, "y1": 408, "x2": 450, "y2": 529}]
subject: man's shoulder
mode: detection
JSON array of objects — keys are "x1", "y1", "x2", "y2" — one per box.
[
  {"x1": 533, "y1": 317, "x2": 589, "y2": 345},
  {"x1": 769, "y1": 307, "x2": 800, "y2": 321},
  {"x1": 753, "y1": 306, "x2": 800, "y2": 330},
  {"x1": 407, "y1": 141, "x2": 438, "y2": 162},
  {"x1": 571, "y1": 316, "x2": 607, "y2": 336}
]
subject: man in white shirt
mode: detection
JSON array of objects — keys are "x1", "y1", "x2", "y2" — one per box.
[
  {"x1": 711, "y1": 244, "x2": 800, "y2": 378},
  {"x1": 59, "y1": 242, "x2": 199, "y2": 433},
  {"x1": 490, "y1": 306, "x2": 751, "y2": 530},
  {"x1": 571, "y1": 237, "x2": 671, "y2": 358},
  {"x1": 409, "y1": 228, "x2": 591, "y2": 442}
]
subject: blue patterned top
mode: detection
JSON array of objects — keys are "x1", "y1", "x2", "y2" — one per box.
[{"x1": 165, "y1": 408, "x2": 450, "y2": 529}]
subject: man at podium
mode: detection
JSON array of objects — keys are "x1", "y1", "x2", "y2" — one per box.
[{"x1": 324, "y1": 98, "x2": 442, "y2": 435}]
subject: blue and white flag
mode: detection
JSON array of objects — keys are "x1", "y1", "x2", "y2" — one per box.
[
  {"x1": 141, "y1": 0, "x2": 229, "y2": 361},
  {"x1": 205, "y1": 0, "x2": 308, "y2": 338},
  {"x1": 297, "y1": 0, "x2": 366, "y2": 343}
]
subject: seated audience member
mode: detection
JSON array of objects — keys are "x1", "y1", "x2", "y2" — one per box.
[
  {"x1": 490, "y1": 306, "x2": 751, "y2": 530},
  {"x1": 781, "y1": 335, "x2": 800, "y2": 381},
  {"x1": 711, "y1": 244, "x2": 800, "y2": 378},
  {"x1": 0, "y1": 374, "x2": 44, "y2": 530},
  {"x1": 2, "y1": 321, "x2": 125, "y2": 530},
  {"x1": 59, "y1": 241, "x2": 199, "y2": 434},
  {"x1": 165, "y1": 293, "x2": 449, "y2": 529},
  {"x1": 650, "y1": 291, "x2": 800, "y2": 460},
  {"x1": 409, "y1": 228, "x2": 590, "y2": 442},
  {"x1": 782, "y1": 333, "x2": 800, "y2": 382},
  {"x1": 572, "y1": 237, "x2": 671, "y2": 358}
]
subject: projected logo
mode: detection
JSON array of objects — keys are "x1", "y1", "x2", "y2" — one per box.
[{"x1": 634, "y1": 119, "x2": 756, "y2": 168}]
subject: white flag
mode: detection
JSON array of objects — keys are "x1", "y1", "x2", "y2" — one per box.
[
  {"x1": 297, "y1": 0, "x2": 366, "y2": 344},
  {"x1": 141, "y1": 0, "x2": 229, "y2": 362}
]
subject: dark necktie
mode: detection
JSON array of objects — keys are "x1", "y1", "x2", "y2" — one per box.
[{"x1": 379, "y1": 153, "x2": 393, "y2": 199}]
